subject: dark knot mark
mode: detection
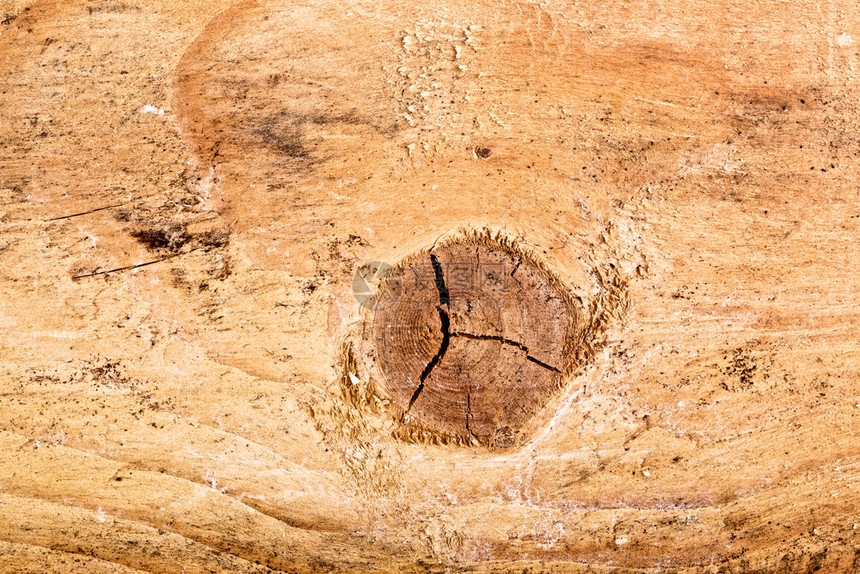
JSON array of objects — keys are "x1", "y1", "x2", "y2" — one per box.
[
  {"x1": 406, "y1": 254, "x2": 451, "y2": 412},
  {"x1": 405, "y1": 253, "x2": 560, "y2": 417}
]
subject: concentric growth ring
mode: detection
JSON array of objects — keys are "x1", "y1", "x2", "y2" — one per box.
[{"x1": 371, "y1": 239, "x2": 577, "y2": 447}]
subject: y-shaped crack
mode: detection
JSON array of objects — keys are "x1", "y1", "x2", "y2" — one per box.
[
  {"x1": 451, "y1": 332, "x2": 561, "y2": 373},
  {"x1": 406, "y1": 254, "x2": 451, "y2": 412},
  {"x1": 405, "y1": 254, "x2": 560, "y2": 422}
]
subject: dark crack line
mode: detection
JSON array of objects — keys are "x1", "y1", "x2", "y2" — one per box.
[
  {"x1": 46, "y1": 202, "x2": 125, "y2": 221},
  {"x1": 406, "y1": 255, "x2": 451, "y2": 413},
  {"x1": 451, "y1": 332, "x2": 561, "y2": 373},
  {"x1": 72, "y1": 253, "x2": 180, "y2": 279},
  {"x1": 430, "y1": 254, "x2": 449, "y2": 306},
  {"x1": 510, "y1": 258, "x2": 524, "y2": 292},
  {"x1": 407, "y1": 304, "x2": 450, "y2": 410}
]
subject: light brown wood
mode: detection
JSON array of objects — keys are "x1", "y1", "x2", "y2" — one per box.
[{"x1": 1, "y1": 0, "x2": 859, "y2": 572}]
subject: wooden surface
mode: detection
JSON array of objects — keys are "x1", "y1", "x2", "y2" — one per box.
[{"x1": 1, "y1": 0, "x2": 859, "y2": 572}]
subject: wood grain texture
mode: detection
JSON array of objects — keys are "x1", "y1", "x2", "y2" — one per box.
[{"x1": 1, "y1": 0, "x2": 859, "y2": 572}]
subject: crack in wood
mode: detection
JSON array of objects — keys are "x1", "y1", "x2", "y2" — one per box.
[
  {"x1": 72, "y1": 255, "x2": 178, "y2": 279},
  {"x1": 451, "y1": 331, "x2": 561, "y2": 373},
  {"x1": 406, "y1": 254, "x2": 451, "y2": 413},
  {"x1": 430, "y1": 253, "x2": 449, "y2": 306},
  {"x1": 46, "y1": 203, "x2": 125, "y2": 222}
]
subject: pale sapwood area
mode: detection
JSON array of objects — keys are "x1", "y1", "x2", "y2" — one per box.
[{"x1": 0, "y1": 0, "x2": 859, "y2": 572}]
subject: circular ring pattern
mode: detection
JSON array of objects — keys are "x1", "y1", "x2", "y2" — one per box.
[{"x1": 371, "y1": 240, "x2": 577, "y2": 447}]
